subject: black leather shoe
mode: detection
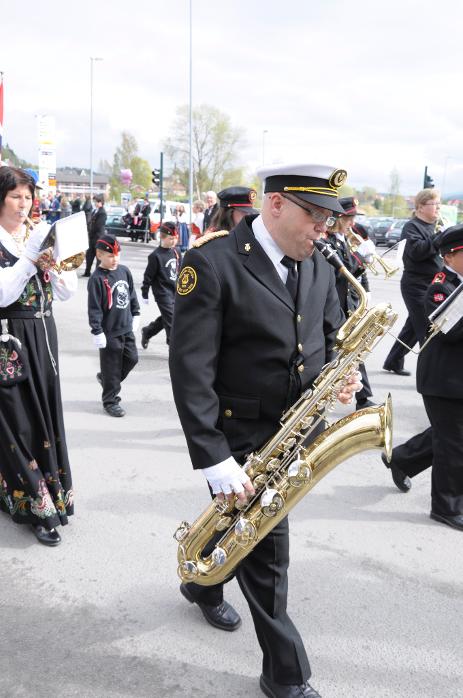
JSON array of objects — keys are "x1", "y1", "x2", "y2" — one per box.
[
  {"x1": 382, "y1": 364, "x2": 411, "y2": 376},
  {"x1": 104, "y1": 404, "x2": 125, "y2": 418},
  {"x1": 141, "y1": 326, "x2": 150, "y2": 350},
  {"x1": 356, "y1": 398, "x2": 376, "y2": 410},
  {"x1": 381, "y1": 453, "x2": 411, "y2": 492},
  {"x1": 180, "y1": 583, "x2": 241, "y2": 631},
  {"x1": 96, "y1": 372, "x2": 103, "y2": 387},
  {"x1": 430, "y1": 511, "x2": 463, "y2": 531},
  {"x1": 31, "y1": 524, "x2": 61, "y2": 547},
  {"x1": 260, "y1": 674, "x2": 321, "y2": 698}
]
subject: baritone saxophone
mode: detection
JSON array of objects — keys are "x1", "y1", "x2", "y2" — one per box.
[{"x1": 174, "y1": 239, "x2": 398, "y2": 586}]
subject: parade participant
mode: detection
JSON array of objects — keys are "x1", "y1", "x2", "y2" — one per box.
[
  {"x1": 202, "y1": 190, "x2": 218, "y2": 232},
  {"x1": 382, "y1": 188, "x2": 442, "y2": 374},
  {"x1": 209, "y1": 185, "x2": 259, "y2": 231},
  {"x1": 83, "y1": 194, "x2": 107, "y2": 276},
  {"x1": 189, "y1": 199, "x2": 205, "y2": 247},
  {"x1": 140, "y1": 221, "x2": 180, "y2": 348},
  {"x1": 325, "y1": 197, "x2": 375, "y2": 410},
  {"x1": 0, "y1": 166, "x2": 77, "y2": 546},
  {"x1": 87, "y1": 235, "x2": 139, "y2": 418},
  {"x1": 169, "y1": 163, "x2": 362, "y2": 698},
  {"x1": 383, "y1": 225, "x2": 463, "y2": 530}
]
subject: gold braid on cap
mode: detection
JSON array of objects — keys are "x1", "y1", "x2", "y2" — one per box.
[{"x1": 283, "y1": 186, "x2": 337, "y2": 197}]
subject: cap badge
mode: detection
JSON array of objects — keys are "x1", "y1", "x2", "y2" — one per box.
[
  {"x1": 329, "y1": 169, "x2": 348, "y2": 189},
  {"x1": 249, "y1": 190, "x2": 257, "y2": 203},
  {"x1": 177, "y1": 266, "x2": 197, "y2": 296}
]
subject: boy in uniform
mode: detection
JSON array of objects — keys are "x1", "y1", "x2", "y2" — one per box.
[
  {"x1": 87, "y1": 235, "x2": 140, "y2": 417},
  {"x1": 140, "y1": 221, "x2": 180, "y2": 348}
]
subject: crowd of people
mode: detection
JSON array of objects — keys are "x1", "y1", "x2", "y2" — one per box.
[{"x1": 1, "y1": 161, "x2": 462, "y2": 698}]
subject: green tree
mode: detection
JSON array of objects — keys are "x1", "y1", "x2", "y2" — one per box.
[
  {"x1": 382, "y1": 168, "x2": 408, "y2": 217},
  {"x1": 163, "y1": 104, "x2": 244, "y2": 199},
  {"x1": 109, "y1": 132, "x2": 151, "y2": 201}
]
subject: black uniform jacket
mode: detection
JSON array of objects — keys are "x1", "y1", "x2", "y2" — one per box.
[
  {"x1": 169, "y1": 215, "x2": 345, "y2": 470},
  {"x1": 88, "y1": 264, "x2": 140, "y2": 338},
  {"x1": 88, "y1": 207, "x2": 107, "y2": 242},
  {"x1": 401, "y1": 217, "x2": 442, "y2": 281},
  {"x1": 417, "y1": 268, "x2": 463, "y2": 399},
  {"x1": 325, "y1": 233, "x2": 368, "y2": 313}
]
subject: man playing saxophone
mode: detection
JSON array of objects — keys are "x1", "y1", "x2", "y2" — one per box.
[{"x1": 169, "y1": 164, "x2": 362, "y2": 698}]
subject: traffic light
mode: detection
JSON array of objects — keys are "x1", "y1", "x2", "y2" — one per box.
[
  {"x1": 152, "y1": 168, "x2": 161, "y2": 186},
  {"x1": 423, "y1": 166, "x2": 434, "y2": 189}
]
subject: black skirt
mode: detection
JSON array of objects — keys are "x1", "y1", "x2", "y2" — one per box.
[{"x1": 0, "y1": 314, "x2": 73, "y2": 530}]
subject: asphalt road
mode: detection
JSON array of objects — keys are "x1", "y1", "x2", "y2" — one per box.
[{"x1": 1, "y1": 239, "x2": 462, "y2": 698}]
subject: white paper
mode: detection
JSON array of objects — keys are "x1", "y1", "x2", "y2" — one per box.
[{"x1": 54, "y1": 212, "x2": 88, "y2": 261}]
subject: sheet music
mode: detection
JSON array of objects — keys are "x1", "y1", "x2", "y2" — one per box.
[
  {"x1": 54, "y1": 212, "x2": 88, "y2": 261},
  {"x1": 429, "y1": 282, "x2": 463, "y2": 333}
]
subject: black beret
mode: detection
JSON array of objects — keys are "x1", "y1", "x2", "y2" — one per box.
[
  {"x1": 338, "y1": 197, "x2": 359, "y2": 215},
  {"x1": 159, "y1": 221, "x2": 178, "y2": 236},
  {"x1": 95, "y1": 235, "x2": 120, "y2": 254}
]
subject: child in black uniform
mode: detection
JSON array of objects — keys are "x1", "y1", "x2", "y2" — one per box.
[
  {"x1": 140, "y1": 221, "x2": 180, "y2": 348},
  {"x1": 87, "y1": 235, "x2": 140, "y2": 417}
]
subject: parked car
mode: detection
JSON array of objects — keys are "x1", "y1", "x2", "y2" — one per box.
[
  {"x1": 354, "y1": 215, "x2": 376, "y2": 245},
  {"x1": 385, "y1": 218, "x2": 408, "y2": 247},
  {"x1": 105, "y1": 205, "x2": 130, "y2": 237},
  {"x1": 370, "y1": 217, "x2": 396, "y2": 246}
]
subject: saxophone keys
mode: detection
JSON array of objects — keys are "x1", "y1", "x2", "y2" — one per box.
[
  {"x1": 266, "y1": 458, "x2": 281, "y2": 472},
  {"x1": 173, "y1": 521, "x2": 191, "y2": 542},
  {"x1": 211, "y1": 547, "x2": 228, "y2": 566},
  {"x1": 253, "y1": 474, "x2": 268, "y2": 489},
  {"x1": 260, "y1": 488, "x2": 285, "y2": 517},
  {"x1": 281, "y1": 437, "x2": 296, "y2": 450},
  {"x1": 234, "y1": 518, "x2": 257, "y2": 546},
  {"x1": 288, "y1": 457, "x2": 312, "y2": 488},
  {"x1": 178, "y1": 560, "x2": 198, "y2": 580},
  {"x1": 215, "y1": 515, "x2": 233, "y2": 531}
]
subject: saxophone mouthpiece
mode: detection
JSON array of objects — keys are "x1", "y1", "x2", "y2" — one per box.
[{"x1": 313, "y1": 239, "x2": 344, "y2": 271}]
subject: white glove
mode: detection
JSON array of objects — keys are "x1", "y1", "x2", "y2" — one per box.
[
  {"x1": 141, "y1": 297, "x2": 149, "y2": 305},
  {"x1": 24, "y1": 221, "x2": 52, "y2": 262},
  {"x1": 202, "y1": 458, "x2": 251, "y2": 495},
  {"x1": 366, "y1": 292, "x2": 372, "y2": 307},
  {"x1": 93, "y1": 333, "x2": 107, "y2": 349},
  {"x1": 132, "y1": 315, "x2": 140, "y2": 332}
]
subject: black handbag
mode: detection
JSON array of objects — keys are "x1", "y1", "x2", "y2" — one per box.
[{"x1": 0, "y1": 320, "x2": 28, "y2": 386}]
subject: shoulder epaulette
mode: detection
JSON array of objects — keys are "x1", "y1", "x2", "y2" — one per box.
[
  {"x1": 432, "y1": 271, "x2": 446, "y2": 284},
  {"x1": 193, "y1": 230, "x2": 229, "y2": 248}
]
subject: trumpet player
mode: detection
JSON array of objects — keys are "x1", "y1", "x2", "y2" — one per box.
[
  {"x1": 169, "y1": 163, "x2": 362, "y2": 698},
  {"x1": 324, "y1": 197, "x2": 376, "y2": 411}
]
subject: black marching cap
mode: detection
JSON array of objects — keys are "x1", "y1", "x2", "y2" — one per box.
[
  {"x1": 217, "y1": 186, "x2": 259, "y2": 214},
  {"x1": 96, "y1": 235, "x2": 121, "y2": 254},
  {"x1": 435, "y1": 224, "x2": 463, "y2": 255}
]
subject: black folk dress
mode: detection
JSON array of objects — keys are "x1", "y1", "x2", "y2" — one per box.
[{"x1": 0, "y1": 237, "x2": 74, "y2": 530}]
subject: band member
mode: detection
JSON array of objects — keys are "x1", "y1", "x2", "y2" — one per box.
[
  {"x1": 169, "y1": 163, "x2": 362, "y2": 698},
  {"x1": 325, "y1": 197, "x2": 375, "y2": 410},
  {"x1": 383, "y1": 225, "x2": 463, "y2": 531},
  {"x1": 209, "y1": 186, "x2": 259, "y2": 231},
  {"x1": 382, "y1": 188, "x2": 442, "y2": 374}
]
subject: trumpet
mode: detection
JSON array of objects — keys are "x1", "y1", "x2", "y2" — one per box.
[
  {"x1": 26, "y1": 217, "x2": 86, "y2": 273},
  {"x1": 346, "y1": 227, "x2": 399, "y2": 279}
]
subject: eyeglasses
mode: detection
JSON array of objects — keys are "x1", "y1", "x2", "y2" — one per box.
[
  {"x1": 282, "y1": 194, "x2": 336, "y2": 227},
  {"x1": 423, "y1": 202, "x2": 441, "y2": 206}
]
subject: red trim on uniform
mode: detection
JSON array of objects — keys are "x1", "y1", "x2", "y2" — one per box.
[
  {"x1": 226, "y1": 203, "x2": 253, "y2": 208},
  {"x1": 450, "y1": 244, "x2": 463, "y2": 252},
  {"x1": 433, "y1": 293, "x2": 445, "y2": 302},
  {"x1": 97, "y1": 238, "x2": 120, "y2": 255},
  {"x1": 103, "y1": 277, "x2": 113, "y2": 309},
  {"x1": 432, "y1": 271, "x2": 446, "y2": 284}
]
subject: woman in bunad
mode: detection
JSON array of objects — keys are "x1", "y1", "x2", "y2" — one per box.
[{"x1": 0, "y1": 166, "x2": 77, "y2": 546}]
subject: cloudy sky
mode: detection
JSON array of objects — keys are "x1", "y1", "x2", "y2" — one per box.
[{"x1": 2, "y1": 0, "x2": 463, "y2": 195}]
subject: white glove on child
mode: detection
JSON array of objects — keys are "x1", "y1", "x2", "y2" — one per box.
[
  {"x1": 93, "y1": 333, "x2": 107, "y2": 349},
  {"x1": 132, "y1": 315, "x2": 140, "y2": 332},
  {"x1": 141, "y1": 297, "x2": 149, "y2": 305},
  {"x1": 202, "y1": 458, "x2": 251, "y2": 495},
  {"x1": 24, "y1": 221, "x2": 52, "y2": 262}
]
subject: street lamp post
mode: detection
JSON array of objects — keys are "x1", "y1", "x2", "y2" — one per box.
[{"x1": 89, "y1": 57, "x2": 103, "y2": 198}]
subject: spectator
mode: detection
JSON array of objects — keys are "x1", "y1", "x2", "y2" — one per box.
[{"x1": 202, "y1": 190, "x2": 218, "y2": 232}]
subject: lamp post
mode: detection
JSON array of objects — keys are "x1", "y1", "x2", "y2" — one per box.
[{"x1": 89, "y1": 57, "x2": 103, "y2": 198}]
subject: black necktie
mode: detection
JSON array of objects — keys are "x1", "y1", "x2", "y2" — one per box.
[{"x1": 281, "y1": 256, "x2": 298, "y2": 302}]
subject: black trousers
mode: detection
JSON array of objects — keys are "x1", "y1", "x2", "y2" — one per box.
[
  {"x1": 401, "y1": 275, "x2": 430, "y2": 345},
  {"x1": 143, "y1": 297, "x2": 174, "y2": 344},
  {"x1": 390, "y1": 396, "x2": 463, "y2": 517},
  {"x1": 383, "y1": 316, "x2": 417, "y2": 371},
  {"x1": 84, "y1": 243, "x2": 97, "y2": 276},
  {"x1": 99, "y1": 333, "x2": 138, "y2": 407},
  {"x1": 356, "y1": 362, "x2": 373, "y2": 403}
]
